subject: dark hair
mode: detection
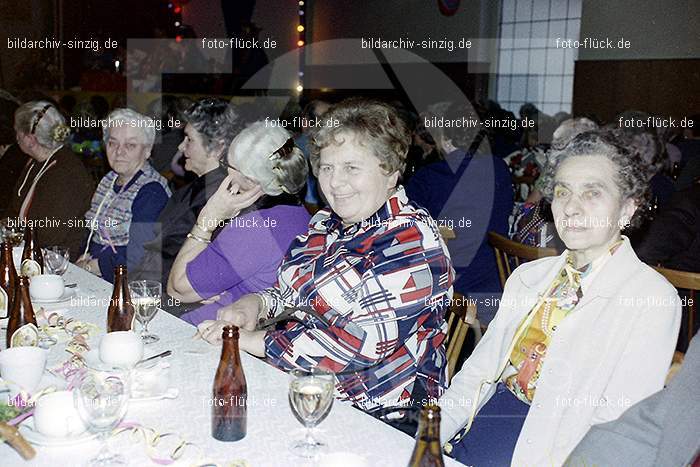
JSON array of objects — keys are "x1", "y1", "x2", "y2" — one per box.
[{"x1": 183, "y1": 98, "x2": 239, "y2": 157}]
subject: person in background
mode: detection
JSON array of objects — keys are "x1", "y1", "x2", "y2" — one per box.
[
  {"x1": 0, "y1": 95, "x2": 28, "y2": 219},
  {"x1": 675, "y1": 114, "x2": 700, "y2": 191},
  {"x1": 636, "y1": 181, "x2": 700, "y2": 273},
  {"x1": 403, "y1": 119, "x2": 442, "y2": 181},
  {"x1": 8, "y1": 100, "x2": 93, "y2": 259},
  {"x1": 131, "y1": 98, "x2": 235, "y2": 291},
  {"x1": 295, "y1": 100, "x2": 330, "y2": 214},
  {"x1": 196, "y1": 99, "x2": 454, "y2": 422},
  {"x1": 566, "y1": 333, "x2": 700, "y2": 467},
  {"x1": 439, "y1": 131, "x2": 681, "y2": 467},
  {"x1": 167, "y1": 121, "x2": 310, "y2": 326},
  {"x1": 78, "y1": 108, "x2": 170, "y2": 282},
  {"x1": 407, "y1": 102, "x2": 513, "y2": 324}
]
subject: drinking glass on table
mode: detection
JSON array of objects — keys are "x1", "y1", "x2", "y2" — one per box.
[
  {"x1": 74, "y1": 366, "x2": 130, "y2": 466},
  {"x1": 43, "y1": 246, "x2": 70, "y2": 275},
  {"x1": 128, "y1": 280, "x2": 161, "y2": 344},
  {"x1": 288, "y1": 368, "x2": 334, "y2": 458}
]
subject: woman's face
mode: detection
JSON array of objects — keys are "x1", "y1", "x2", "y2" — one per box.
[
  {"x1": 551, "y1": 155, "x2": 637, "y2": 266},
  {"x1": 178, "y1": 123, "x2": 219, "y2": 176},
  {"x1": 317, "y1": 132, "x2": 398, "y2": 225},
  {"x1": 106, "y1": 126, "x2": 150, "y2": 180}
]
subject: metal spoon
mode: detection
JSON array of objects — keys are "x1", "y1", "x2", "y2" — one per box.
[{"x1": 134, "y1": 350, "x2": 172, "y2": 369}]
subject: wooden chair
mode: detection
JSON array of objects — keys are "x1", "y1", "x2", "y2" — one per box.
[
  {"x1": 445, "y1": 292, "x2": 480, "y2": 382},
  {"x1": 488, "y1": 231, "x2": 559, "y2": 288},
  {"x1": 665, "y1": 350, "x2": 686, "y2": 386},
  {"x1": 653, "y1": 266, "x2": 700, "y2": 346}
]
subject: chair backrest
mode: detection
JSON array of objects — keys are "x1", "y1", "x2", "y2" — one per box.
[
  {"x1": 445, "y1": 292, "x2": 477, "y2": 382},
  {"x1": 488, "y1": 231, "x2": 559, "y2": 288},
  {"x1": 653, "y1": 266, "x2": 699, "y2": 345}
]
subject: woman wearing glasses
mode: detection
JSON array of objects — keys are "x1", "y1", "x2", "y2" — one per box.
[
  {"x1": 167, "y1": 121, "x2": 310, "y2": 326},
  {"x1": 78, "y1": 108, "x2": 170, "y2": 282},
  {"x1": 9, "y1": 100, "x2": 94, "y2": 260}
]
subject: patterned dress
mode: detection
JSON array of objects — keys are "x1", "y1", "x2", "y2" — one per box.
[{"x1": 259, "y1": 187, "x2": 454, "y2": 413}]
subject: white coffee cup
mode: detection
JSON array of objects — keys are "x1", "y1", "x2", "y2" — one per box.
[
  {"x1": 33, "y1": 390, "x2": 86, "y2": 438},
  {"x1": 99, "y1": 331, "x2": 144, "y2": 368},
  {"x1": 29, "y1": 274, "x2": 65, "y2": 301},
  {"x1": 0, "y1": 346, "x2": 47, "y2": 395}
]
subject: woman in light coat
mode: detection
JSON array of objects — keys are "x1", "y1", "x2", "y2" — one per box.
[{"x1": 439, "y1": 130, "x2": 682, "y2": 467}]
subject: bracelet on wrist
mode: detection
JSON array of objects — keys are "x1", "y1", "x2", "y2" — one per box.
[{"x1": 187, "y1": 231, "x2": 212, "y2": 244}]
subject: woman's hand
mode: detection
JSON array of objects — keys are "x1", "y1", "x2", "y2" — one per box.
[
  {"x1": 197, "y1": 320, "x2": 229, "y2": 344},
  {"x1": 197, "y1": 175, "x2": 264, "y2": 232},
  {"x1": 197, "y1": 320, "x2": 267, "y2": 356},
  {"x1": 216, "y1": 294, "x2": 264, "y2": 331},
  {"x1": 76, "y1": 254, "x2": 101, "y2": 276}
]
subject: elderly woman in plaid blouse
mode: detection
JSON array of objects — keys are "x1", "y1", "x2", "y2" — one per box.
[{"x1": 198, "y1": 98, "x2": 454, "y2": 420}]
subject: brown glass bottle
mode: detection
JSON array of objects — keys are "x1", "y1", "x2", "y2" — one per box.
[
  {"x1": 6, "y1": 276, "x2": 37, "y2": 348},
  {"x1": 20, "y1": 226, "x2": 43, "y2": 278},
  {"x1": 212, "y1": 325, "x2": 247, "y2": 441},
  {"x1": 107, "y1": 265, "x2": 135, "y2": 332},
  {"x1": 408, "y1": 404, "x2": 445, "y2": 467},
  {"x1": 0, "y1": 242, "x2": 18, "y2": 320}
]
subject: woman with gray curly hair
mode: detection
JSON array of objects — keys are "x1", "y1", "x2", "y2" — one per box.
[
  {"x1": 78, "y1": 108, "x2": 171, "y2": 282},
  {"x1": 440, "y1": 130, "x2": 682, "y2": 466},
  {"x1": 8, "y1": 100, "x2": 94, "y2": 261},
  {"x1": 168, "y1": 120, "x2": 310, "y2": 326},
  {"x1": 196, "y1": 99, "x2": 454, "y2": 433}
]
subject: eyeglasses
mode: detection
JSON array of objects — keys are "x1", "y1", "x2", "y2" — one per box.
[{"x1": 218, "y1": 137, "x2": 296, "y2": 170}]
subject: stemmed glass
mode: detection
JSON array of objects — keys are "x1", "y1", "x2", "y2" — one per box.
[
  {"x1": 288, "y1": 368, "x2": 334, "y2": 458},
  {"x1": 128, "y1": 280, "x2": 161, "y2": 344},
  {"x1": 73, "y1": 366, "x2": 130, "y2": 466},
  {"x1": 43, "y1": 246, "x2": 70, "y2": 275}
]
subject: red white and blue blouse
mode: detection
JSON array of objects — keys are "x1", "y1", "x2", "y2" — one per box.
[{"x1": 259, "y1": 187, "x2": 454, "y2": 413}]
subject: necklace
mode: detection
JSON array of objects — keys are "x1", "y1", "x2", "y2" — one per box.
[{"x1": 17, "y1": 145, "x2": 63, "y2": 196}]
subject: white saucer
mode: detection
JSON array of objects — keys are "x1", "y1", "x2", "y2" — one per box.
[
  {"x1": 31, "y1": 288, "x2": 77, "y2": 304},
  {"x1": 19, "y1": 422, "x2": 97, "y2": 447}
]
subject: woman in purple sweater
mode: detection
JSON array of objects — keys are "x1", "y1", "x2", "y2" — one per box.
[{"x1": 167, "y1": 121, "x2": 310, "y2": 326}]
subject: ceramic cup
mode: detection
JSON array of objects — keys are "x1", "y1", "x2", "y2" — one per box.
[
  {"x1": 99, "y1": 331, "x2": 144, "y2": 368},
  {"x1": 29, "y1": 274, "x2": 65, "y2": 301},
  {"x1": 33, "y1": 390, "x2": 86, "y2": 438},
  {"x1": 0, "y1": 346, "x2": 48, "y2": 395}
]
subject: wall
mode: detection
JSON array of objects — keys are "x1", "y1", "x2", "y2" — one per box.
[{"x1": 578, "y1": 0, "x2": 700, "y2": 60}]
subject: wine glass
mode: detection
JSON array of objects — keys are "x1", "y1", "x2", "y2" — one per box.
[
  {"x1": 43, "y1": 246, "x2": 70, "y2": 275},
  {"x1": 128, "y1": 280, "x2": 161, "y2": 344},
  {"x1": 288, "y1": 368, "x2": 334, "y2": 458},
  {"x1": 73, "y1": 366, "x2": 130, "y2": 466}
]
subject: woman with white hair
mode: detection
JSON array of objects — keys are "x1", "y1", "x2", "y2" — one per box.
[
  {"x1": 167, "y1": 121, "x2": 310, "y2": 326},
  {"x1": 78, "y1": 108, "x2": 170, "y2": 282},
  {"x1": 9, "y1": 100, "x2": 93, "y2": 259}
]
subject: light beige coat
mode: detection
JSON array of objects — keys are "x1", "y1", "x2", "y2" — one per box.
[{"x1": 439, "y1": 238, "x2": 682, "y2": 466}]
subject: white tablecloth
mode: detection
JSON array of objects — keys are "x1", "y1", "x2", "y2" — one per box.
[{"x1": 2, "y1": 264, "x2": 462, "y2": 466}]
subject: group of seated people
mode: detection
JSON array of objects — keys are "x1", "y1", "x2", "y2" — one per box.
[{"x1": 2, "y1": 96, "x2": 698, "y2": 466}]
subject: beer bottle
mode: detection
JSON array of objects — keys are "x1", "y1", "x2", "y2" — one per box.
[
  {"x1": 212, "y1": 325, "x2": 247, "y2": 441},
  {"x1": 107, "y1": 265, "x2": 135, "y2": 332},
  {"x1": 6, "y1": 276, "x2": 38, "y2": 348},
  {"x1": 20, "y1": 226, "x2": 43, "y2": 278},
  {"x1": 0, "y1": 242, "x2": 18, "y2": 320},
  {"x1": 408, "y1": 404, "x2": 445, "y2": 467}
]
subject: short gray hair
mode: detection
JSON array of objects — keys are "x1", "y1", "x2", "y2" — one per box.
[
  {"x1": 14, "y1": 100, "x2": 68, "y2": 150},
  {"x1": 183, "y1": 98, "x2": 239, "y2": 157},
  {"x1": 103, "y1": 108, "x2": 156, "y2": 149},
  {"x1": 228, "y1": 121, "x2": 307, "y2": 196},
  {"x1": 543, "y1": 130, "x2": 651, "y2": 228}
]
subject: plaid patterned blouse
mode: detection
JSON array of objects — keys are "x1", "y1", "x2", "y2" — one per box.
[{"x1": 258, "y1": 187, "x2": 454, "y2": 413}]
